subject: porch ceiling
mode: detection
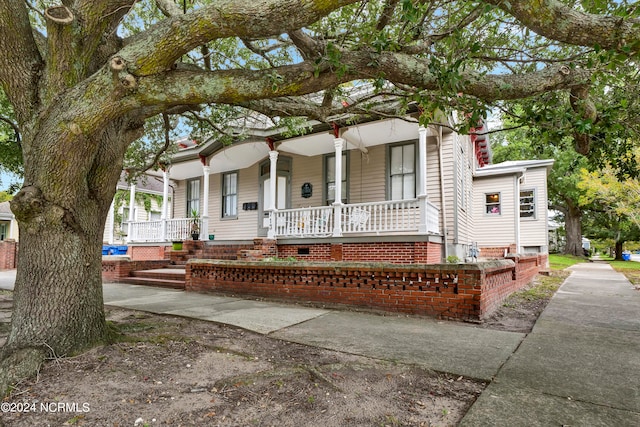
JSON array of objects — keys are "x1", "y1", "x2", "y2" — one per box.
[
  {"x1": 169, "y1": 141, "x2": 270, "y2": 180},
  {"x1": 278, "y1": 118, "x2": 419, "y2": 156}
]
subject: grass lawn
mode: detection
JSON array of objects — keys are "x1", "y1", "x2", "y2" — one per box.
[
  {"x1": 605, "y1": 258, "x2": 640, "y2": 287},
  {"x1": 548, "y1": 254, "x2": 587, "y2": 270}
]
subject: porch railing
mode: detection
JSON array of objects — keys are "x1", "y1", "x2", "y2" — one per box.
[
  {"x1": 274, "y1": 206, "x2": 334, "y2": 238},
  {"x1": 127, "y1": 199, "x2": 439, "y2": 242},
  {"x1": 273, "y1": 198, "x2": 440, "y2": 238},
  {"x1": 128, "y1": 218, "x2": 201, "y2": 243}
]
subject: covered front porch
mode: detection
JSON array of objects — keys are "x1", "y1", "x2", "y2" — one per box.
[
  {"x1": 125, "y1": 117, "x2": 443, "y2": 244},
  {"x1": 128, "y1": 197, "x2": 440, "y2": 242}
]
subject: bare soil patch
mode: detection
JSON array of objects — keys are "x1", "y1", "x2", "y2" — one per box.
[
  {"x1": 0, "y1": 294, "x2": 483, "y2": 427},
  {"x1": 0, "y1": 272, "x2": 565, "y2": 426},
  {"x1": 480, "y1": 271, "x2": 568, "y2": 333}
]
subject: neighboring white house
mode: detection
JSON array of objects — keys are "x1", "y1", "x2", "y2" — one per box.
[
  {"x1": 103, "y1": 174, "x2": 172, "y2": 244},
  {"x1": 0, "y1": 201, "x2": 19, "y2": 242},
  {"x1": 125, "y1": 114, "x2": 552, "y2": 263}
]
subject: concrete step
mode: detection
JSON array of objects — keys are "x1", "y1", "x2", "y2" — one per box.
[
  {"x1": 119, "y1": 276, "x2": 185, "y2": 290},
  {"x1": 131, "y1": 268, "x2": 186, "y2": 281}
]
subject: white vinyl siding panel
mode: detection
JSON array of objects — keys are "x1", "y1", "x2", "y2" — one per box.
[
  {"x1": 454, "y1": 134, "x2": 475, "y2": 246},
  {"x1": 472, "y1": 176, "x2": 517, "y2": 246},
  {"x1": 440, "y1": 132, "x2": 457, "y2": 245},
  {"x1": 290, "y1": 154, "x2": 323, "y2": 208},
  {"x1": 173, "y1": 180, "x2": 187, "y2": 221},
  {"x1": 207, "y1": 164, "x2": 261, "y2": 240},
  {"x1": 349, "y1": 146, "x2": 386, "y2": 203},
  {"x1": 519, "y1": 168, "x2": 549, "y2": 247}
]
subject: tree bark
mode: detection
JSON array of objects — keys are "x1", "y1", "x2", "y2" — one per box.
[
  {"x1": 614, "y1": 241, "x2": 624, "y2": 261},
  {"x1": 563, "y1": 202, "x2": 584, "y2": 257},
  {"x1": 1, "y1": 116, "x2": 132, "y2": 391}
]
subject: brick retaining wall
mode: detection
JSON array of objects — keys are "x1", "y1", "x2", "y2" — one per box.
[
  {"x1": 186, "y1": 257, "x2": 539, "y2": 321},
  {"x1": 128, "y1": 245, "x2": 167, "y2": 261},
  {"x1": 278, "y1": 241, "x2": 442, "y2": 264},
  {"x1": 102, "y1": 257, "x2": 171, "y2": 282},
  {"x1": 0, "y1": 240, "x2": 17, "y2": 270}
]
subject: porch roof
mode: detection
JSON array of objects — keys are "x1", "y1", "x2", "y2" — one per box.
[{"x1": 166, "y1": 117, "x2": 443, "y2": 180}]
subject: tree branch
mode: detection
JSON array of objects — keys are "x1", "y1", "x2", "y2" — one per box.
[
  {"x1": 0, "y1": 1, "x2": 43, "y2": 124},
  {"x1": 485, "y1": 0, "x2": 640, "y2": 54},
  {"x1": 0, "y1": 117, "x2": 22, "y2": 145},
  {"x1": 119, "y1": 0, "x2": 360, "y2": 76},
  {"x1": 130, "y1": 113, "x2": 174, "y2": 174},
  {"x1": 155, "y1": 0, "x2": 184, "y2": 17}
]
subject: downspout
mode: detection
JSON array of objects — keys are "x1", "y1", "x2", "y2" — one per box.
[{"x1": 438, "y1": 126, "x2": 448, "y2": 259}]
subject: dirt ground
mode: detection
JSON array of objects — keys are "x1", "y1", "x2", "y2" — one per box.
[{"x1": 0, "y1": 272, "x2": 565, "y2": 427}]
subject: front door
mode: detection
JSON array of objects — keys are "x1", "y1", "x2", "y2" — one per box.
[{"x1": 258, "y1": 156, "x2": 291, "y2": 236}]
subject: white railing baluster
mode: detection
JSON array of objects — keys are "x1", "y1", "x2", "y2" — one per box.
[{"x1": 129, "y1": 199, "x2": 441, "y2": 242}]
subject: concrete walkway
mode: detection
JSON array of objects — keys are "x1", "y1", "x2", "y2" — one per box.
[
  {"x1": 101, "y1": 280, "x2": 523, "y2": 382},
  {"x1": 1, "y1": 262, "x2": 639, "y2": 425},
  {"x1": 461, "y1": 262, "x2": 640, "y2": 426}
]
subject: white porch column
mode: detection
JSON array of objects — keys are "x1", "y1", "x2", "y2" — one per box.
[
  {"x1": 201, "y1": 164, "x2": 210, "y2": 241},
  {"x1": 332, "y1": 137, "x2": 344, "y2": 237},
  {"x1": 126, "y1": 183, "x2": 136, "y2": 243},
  {"x1": 267, "y1": 150, "x2": 278, "y2": 239},
  {"x1": 161, "y1": 169, "x2": 169, "y2": 241},
  {"x1": 106, "y1": 199, "x2": 115, "y2": 244},
  {"x1": 418, "y1": 126, "x2": 428, "y2": 233}
]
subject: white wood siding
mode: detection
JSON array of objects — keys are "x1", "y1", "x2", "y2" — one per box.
[
  {"x1": 519, "y1": 167, "x2": 549, "y2": 247},
  {"x1": 173, "y1": 180, "x2": 187, "y2": 219},
  {"x1": 472, "y1": 176, "x2": 517, "y2": 246},
  {"x1": 454, "y1": 133, "x2": 475, "y2": 246},
  {"x1": 440, "y1": 132, "x2": 457, "y2": 245},
  {"x1": 206, "y1": 163, "x2": 261, "y2": 240},
  {"x1": 349, "y1": 145, "x2": 386, "y2": 203},
  {"x1": 290, "y1": 154, "x2": 323, "y2": 208}
]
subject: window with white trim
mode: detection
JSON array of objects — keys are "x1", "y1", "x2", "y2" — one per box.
[
  {"x1": 222, "y1": 171, "x2": 238, "y2": 218},
  {"x1": 389, "y1": 142, "x2": 416, "y2": 200},
  {"x1": 485, "y1": 193, "x2": 501, "y2": 215},
  {"x1": 186, "y1": 178, "x2": 200, "y2": 216},
  {"x1": 520, "y1": 189, "x2": 536, "y2": 218}
]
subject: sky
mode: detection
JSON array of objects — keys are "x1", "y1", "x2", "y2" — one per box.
[{"x1": 0, "y1": 171, "x2": 19, "y2": 192}]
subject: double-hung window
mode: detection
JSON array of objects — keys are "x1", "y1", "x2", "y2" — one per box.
[
  {"x1": 519, "y1": 189, "x2": 536, "y2": 218},
  {"x1": 186, "y1": 179, "x2": 200, "y2": 216},
  {"x1": 389, "y1": 143, "x2": 416, "y2": 200},
  {"x1": 222, "y1": 171, "x2": 238, "y2": 218},
  {"x1": 485, "y1": 193, "x2": 501, "y2": 215}
]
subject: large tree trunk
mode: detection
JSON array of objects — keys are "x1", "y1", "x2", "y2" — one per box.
[
  {"x1": 563, "y1": 202, "x2": 584, "y2": 256},
  {"x1": 614, "y1": 240, "x2": 624, "y2": 261},
  {"x1": 0, "y1": 118, "x2": 133, "y2": 391}
]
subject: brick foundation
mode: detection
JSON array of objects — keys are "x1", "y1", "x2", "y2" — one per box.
[
  {"x1": 278, "y1": 241, "x2": 443, "y2": 264},
  {"x1": 478, "y1": 245, "x2": 517, "y2": 259},
  {"x1": 0, "y1": 240, "x2": 17, "y2": 270},
  {"x1": 186, "y1": 254, "x2": 543, "y2": 321}
]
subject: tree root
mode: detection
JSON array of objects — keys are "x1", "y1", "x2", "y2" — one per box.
[
  {"x1": 212, "y1": 364, "x2": 343, "y2": 392},
  {"x1": 0, "y1": 347, "x2": 47, "y2": 398}
]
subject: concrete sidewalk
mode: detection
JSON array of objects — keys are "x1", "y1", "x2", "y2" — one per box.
[
  {"x1": 101, "y1": 280, "x2": 523, "y2": 382},
  {"x1": 3, "y1": 261, "x2": 639, "y2": 425},
  {"x1": 461, "y1": 262, "x2": 640, "y2": 426}
]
